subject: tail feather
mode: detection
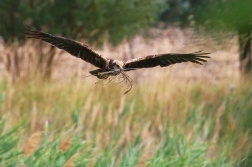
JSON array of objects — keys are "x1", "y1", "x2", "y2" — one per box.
[
  {"x1": 89, "y1": 69, "x2": 109, "y2": 79},
  {"x1": 89, "y1": 69, "x2": 103, "y2": 75}
]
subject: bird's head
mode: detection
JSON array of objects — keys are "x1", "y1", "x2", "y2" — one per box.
[{"x1": 112, "y1": 60, "x2": 124, "y2": 70}]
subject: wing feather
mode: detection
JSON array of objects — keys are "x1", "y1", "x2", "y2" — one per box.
[
  {"x1": 124, "y1": 52, "x2": 210, "y2": 70},
  {"x1": 24, "y1": 28, "x2": 108, "y2": 68}
]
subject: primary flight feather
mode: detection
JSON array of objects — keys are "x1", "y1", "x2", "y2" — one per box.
[{"x1": 24, "y1": 28, "x2": 210, "y2": 94}]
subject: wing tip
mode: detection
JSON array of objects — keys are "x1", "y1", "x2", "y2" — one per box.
[
  {"x1": 193, "y1": 51, "x2": 211, "y2": 55},
  {"x1": 22, "y1": 27, "x2": 41, "y2": 38}
]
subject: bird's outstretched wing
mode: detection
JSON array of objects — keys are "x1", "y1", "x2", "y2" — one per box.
[
  {"x1": 24, "y1": 28, "x2": 109, "y2": 68},
  {"x1": 124, "y1": 51, "x2": 210, "y2": 70}
]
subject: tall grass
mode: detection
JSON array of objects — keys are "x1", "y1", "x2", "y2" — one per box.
[
  {"x1": 0, "y1": 77, "x2": 251, "y2": 166},
  {"x1": 0, "y1": 27, "x2": 251, "y2": 166}
]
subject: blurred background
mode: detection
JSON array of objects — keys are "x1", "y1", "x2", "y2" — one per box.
[{"x1": 0, "y1": 0, "x2": 251, "y2": 166}]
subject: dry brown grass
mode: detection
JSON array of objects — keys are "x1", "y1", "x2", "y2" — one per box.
[
  {"x1": 59, "y1": 136, "x2": 73, "y2": 152},
  {"x1": 0, "y1": 27, "x2": 239, "y2": 84},
  {"x1": 24, "y1": 131, "x2": 43, "y2": 156},
  {"x1": 64, "y1": 154, "x2": 79, "y2": 167}
]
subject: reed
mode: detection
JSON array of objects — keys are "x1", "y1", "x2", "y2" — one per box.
[{"x1": 0, "y1": 27, "x2": 250, "y2": 166}]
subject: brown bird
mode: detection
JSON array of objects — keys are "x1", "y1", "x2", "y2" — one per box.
[{"x1": 24, "y1": 28, "x2": 210, "y2": 94}]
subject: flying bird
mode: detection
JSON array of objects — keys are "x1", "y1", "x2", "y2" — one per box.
[{"x1": 24, "y1": 28, "x2": 210, "y2": 94}]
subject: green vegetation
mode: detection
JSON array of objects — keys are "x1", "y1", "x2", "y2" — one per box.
[
  {"x1": 1, "y1": 0, "x2": 251, "y2": 166},
  {"x1": 0, "y1": 0, "x2": 164, "y2": 45},
  {"x1": 0, "y1": 77, "x2": 251, "y2": 166}
]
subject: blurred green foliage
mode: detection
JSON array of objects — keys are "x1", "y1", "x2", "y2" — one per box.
[
  {"x1": 1, "y1": 0, "x2": 251, "y2": 44},
  {"x1": 195, "y1": 0, "x2": 252, "y2": 33},
  {"x1": 0, "y1": 0, "x2": 164, "y2": 45},
  {"x1": 159, "y1": 0, "x2": 210, "y2": 25},
  {"x1": 159, "y1": 0, "x2": 252, "y2": 31}
]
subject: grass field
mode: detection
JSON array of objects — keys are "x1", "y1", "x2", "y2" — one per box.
[{"x1": 0, "y1": 28, "x2": 251, "y2": 166}]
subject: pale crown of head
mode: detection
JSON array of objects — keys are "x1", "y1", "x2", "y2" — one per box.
[{"x1": 113, "y1": 60, "x2": 124, "y2": 68}]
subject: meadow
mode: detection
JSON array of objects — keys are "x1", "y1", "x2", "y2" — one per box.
[{"x1": 0, "y1": 28, "x2": 251, "y2": 166}]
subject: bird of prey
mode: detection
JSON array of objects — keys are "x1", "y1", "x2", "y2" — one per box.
[{"x1": 24, "y1": 28, "x2": 210, "y2": 94}]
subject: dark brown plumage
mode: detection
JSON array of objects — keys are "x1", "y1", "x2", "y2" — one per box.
[{"x1": 24, "y1": 28, "x2": 211, "y2": 94}]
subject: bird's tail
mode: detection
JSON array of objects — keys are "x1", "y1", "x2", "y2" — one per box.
[
  {"x1": 89, "y1": 69, "x2": 110, "y2": 79},
  {"x1": 89, "y1": 69, "x2": 103, "y2": 75}
]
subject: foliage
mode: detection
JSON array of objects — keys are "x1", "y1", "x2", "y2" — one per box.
[
  {"x1": 194, "y1": 0, "x2": 252, "y2": 32},
  {"x1": 0, "y1": 0, "x2": 164, "y2": 45},
  {"x1": 158, "y1": 0, "x2": 210, "y2": 25},
  {"x1": 0, "y1": 76, "x2": 251, "y2": 166},
  {"x1": 159, "y1": 0, "x2": 252, "y2": 31}
]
